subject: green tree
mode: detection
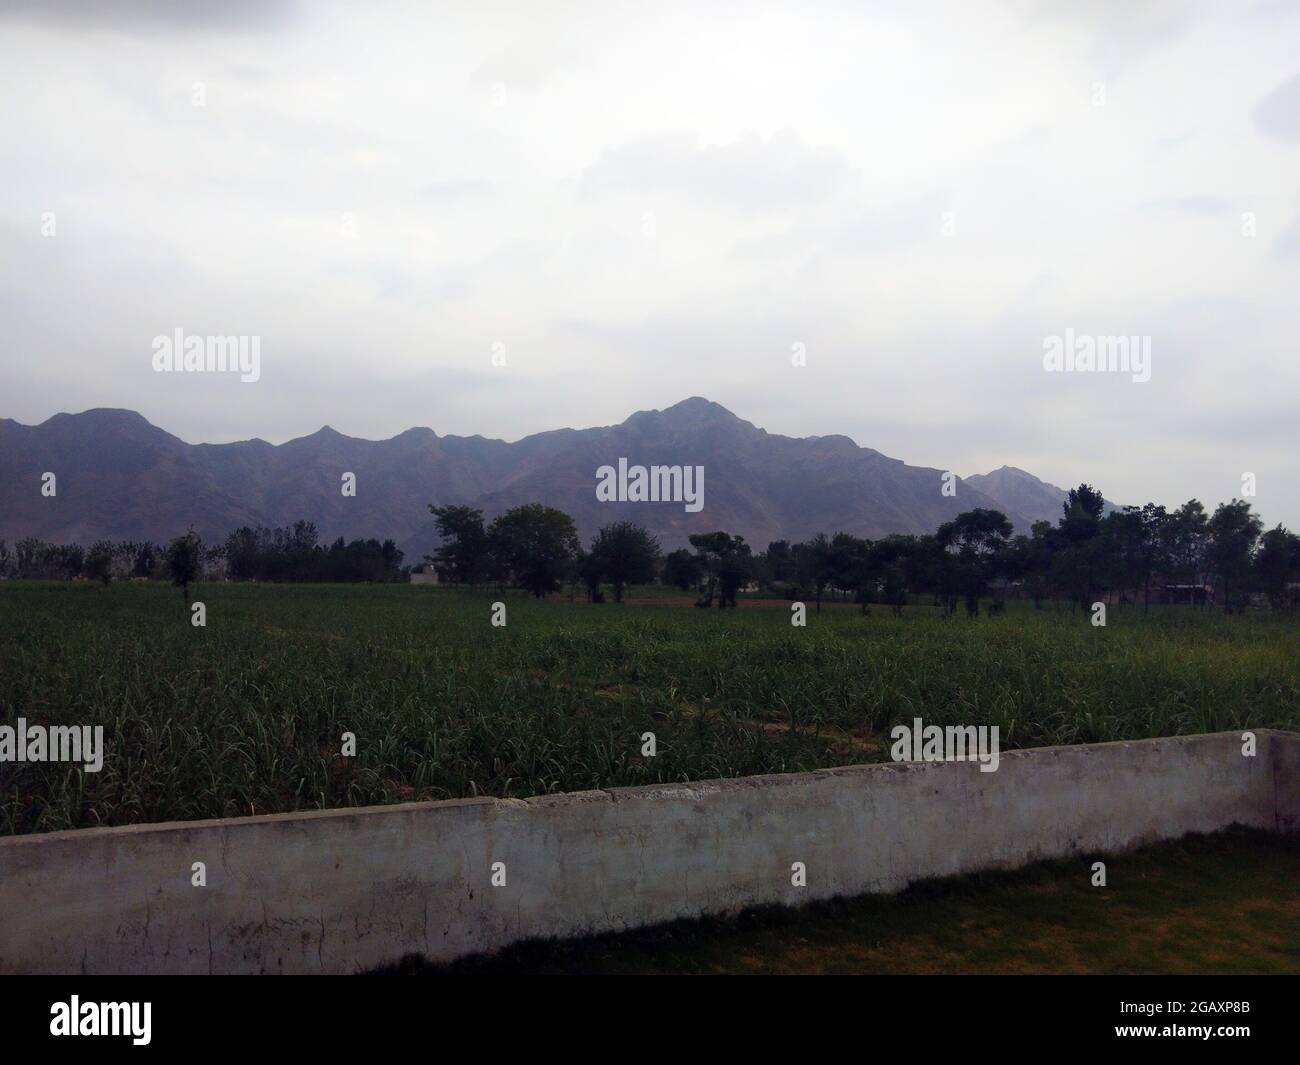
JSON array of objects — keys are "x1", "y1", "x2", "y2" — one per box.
[
  {"x1": 1063, "y1": 483, "x2": 1106, "y2": 524},
  {"x1": 488, "y1": 504, "x2": 579, "y2": 598},
  {"x1": 764, "y1": 540, "x2": 793, "y2": 584},
  {"x1": 805, "y1": 533, "x2": 835, "y2": 612},
  {"x1": 1207, "y1": 499, "x2": 1263, "y2": 612},
  {"x1": 1161, "y1": 500, "x2": 1210, "y2": 603},
  {"x1": 132, "y1": 541, "x2": 159, "y2": 579},
  {"x1": 166, "y1": 528, "x2": 203, "y2": 602},
  {"x1": 85, "y1": 540, "x2": 114, "y2": 585},
  {"x1": 829, "y1": 532, "x2": 870, "y2": 604},
  {"x1": 1101, "y1": 504, "x2": 1166, "y2": 609},
  {"x1": 688, "y1": 531, "x2": 751, "y2": 608},
  {"x1": 867, "y1": 535, "x2": 918, "y2": 614},
  {"x1": 588, "y1": 521, "x2": 660, "y2": 603},
  {"x1": 1254, "y1": 525, "x2": 1299, "y2": 609},
  {"x1": 426, "y1": 504, "x2": 490, "y2": 586},
  {"x1": 224, "y1": 526, "x2": 261, "y2": 580},
  {"x1": 1134, "y1": 502, "x2": 1168, "y2": 610},
  {"x1": 936, "y1": 508, "x2": 1012, "y2": 616},
  {"x1": 576, "y1": 548, "x2": 606, "y2": 602},
  {"x1": 661, "y1": 548, "x2": 703, "y2": 591},
  {"x1": 879, "y1": 561, "x2": 907, "y2": 616},
  {"x1": 14, "y1": 537, "x2": 41, "y2": 578}
]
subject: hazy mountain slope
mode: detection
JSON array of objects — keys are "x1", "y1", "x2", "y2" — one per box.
[
  {"x1": 964, "y1": 466, "x2": 1070, "y2": 528},
  {"x1": 965, "y1": 465, "x2": 1118, "y2": 528},
  {"x1": 0, "y1": 398, "x2": 1047, "y2": 554}
]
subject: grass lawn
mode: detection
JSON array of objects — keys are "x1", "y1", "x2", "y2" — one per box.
[{"x1": 380, "y1": 828, "x2": 1300, "y2": 975}]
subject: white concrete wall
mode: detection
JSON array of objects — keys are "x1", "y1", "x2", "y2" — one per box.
[{"x1": 0, "y1": 729, "x2": 1295, "y2": 974}]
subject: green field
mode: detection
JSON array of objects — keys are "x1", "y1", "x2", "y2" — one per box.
[{"x1": 1, "y1": 580, "x2": 1297, "y2": 835}]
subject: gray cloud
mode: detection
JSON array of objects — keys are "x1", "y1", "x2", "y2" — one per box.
[
  {"x1": 0, "y1": 0, "x2": 300, "y2": 34},
  {"x1": 0, "y1": 0, "x2": 1296, "y2": 530},
  {"x1": 1254, "y1": 71, "x2": 1300, "y2": 140},
  {"x1": 1274, "y1": 216, "x2": 1300, "y2": 255}
]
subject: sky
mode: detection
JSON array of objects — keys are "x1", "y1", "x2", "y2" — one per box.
[{"x1": 1, "y1": 0, "x2": 1297, "y2": 528}]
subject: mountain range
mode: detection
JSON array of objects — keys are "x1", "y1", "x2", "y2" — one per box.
[{"x1": 0, "y1": 398, "x2": 1089, "y2": 557}]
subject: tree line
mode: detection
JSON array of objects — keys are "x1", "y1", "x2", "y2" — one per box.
[
  {"x1": 0, "y1": 522, "x2": 405, "y2": 587},
  {"x1": 427, "y1": 490, "x2": 1300, "y2": 613},
  {"x1": 3, "y1": 487, "x2": 1296, "y2": 614}
]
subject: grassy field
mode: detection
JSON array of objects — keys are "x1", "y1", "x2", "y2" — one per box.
[
  {"x1": 380, "y1": 828, "x2": 1300, "y2": 975},
  {"x1": 1, "y1": 580, "x2": 1297, "y2": 834}
]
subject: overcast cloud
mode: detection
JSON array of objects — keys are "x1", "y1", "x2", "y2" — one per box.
[{"x1": 1, "y1": 0, "x2": 1297, "y2": 527}]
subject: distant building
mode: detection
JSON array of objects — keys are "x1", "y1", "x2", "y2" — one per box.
[{"x1": 409, "y1": 564, "x2": 439, "y2": 586}]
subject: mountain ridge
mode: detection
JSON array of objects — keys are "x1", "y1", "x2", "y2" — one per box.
[{"x1": 0, "y1": 399, "x2": 1087, "y2": 554}]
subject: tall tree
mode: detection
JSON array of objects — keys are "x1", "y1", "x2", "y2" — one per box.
[
  {"x1": 804, "y1": 533, "x2": 835, "y2": 611},
  {"x1": 936, "y1": 508, "x2": 1012, "y2": 616},
  {"x1": 224, "y1": 526, "x2": 261, "y2": 580},
  {"x1": 689, "y1": 531, "x2": 751, "y2": 608},
  {"x1": 166, "y1": 528, "x2": 203, "y2": 602},
  {"x1": 588, "y1": 522, "x2": 660, "y2": 603},
  {"x1": 576, "y1": 547, "x2": 606, "y2": 601},
  {"x1": 1254, "y1": 525, "x2": 1299, "y2": 609},
  {"x1": 488, "y1": 504, "x2": 579, "y2": 598},
  {"x1": 764, "y1": 540, "x2": 793, "y2": 584},
  {"x1": 84, "y1": 540, "x2": 114, "y2": 585},
  {"x1": 1102, "y1": 504, "x2": 1166, "y2": 609},
  {"x1": 426, "y1": 504, "x2": 490, "y2": 586},
  {"x1": 1161, "y1": 499, "x2": 1210, "y2": 603},
  {"x1": 661, "y1": 548, "x2": 703, "y2": 591},
  {"x1": 132, "y1": 541, "x2": 159, "y2": 579},
  {"x1": 1207, "y1": 499, "x2": 1263, "y2": 612},
  {"x1": 1057, "y1": 486, "x2": 1107, "y2": 608}
]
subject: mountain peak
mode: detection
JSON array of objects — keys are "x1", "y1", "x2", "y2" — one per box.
[
  {"x1": 969, "y1": 465, "x2": 1045, "y2": 484},
  {"x1": 622, "y1": 397, "x2": 754, "y2": 434},
  {"x1": 664, "y1": 396, "x2": 733, "y2": 416},
  {"x1": 36, "y1": 408, "x2": 181, "y2": 446},
  {"x1": 48, "y1": 408, "x2": 153, "y2": 428},
  {"x1": 282, "y1": 425, "x2": 351, "y2": 446}
]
